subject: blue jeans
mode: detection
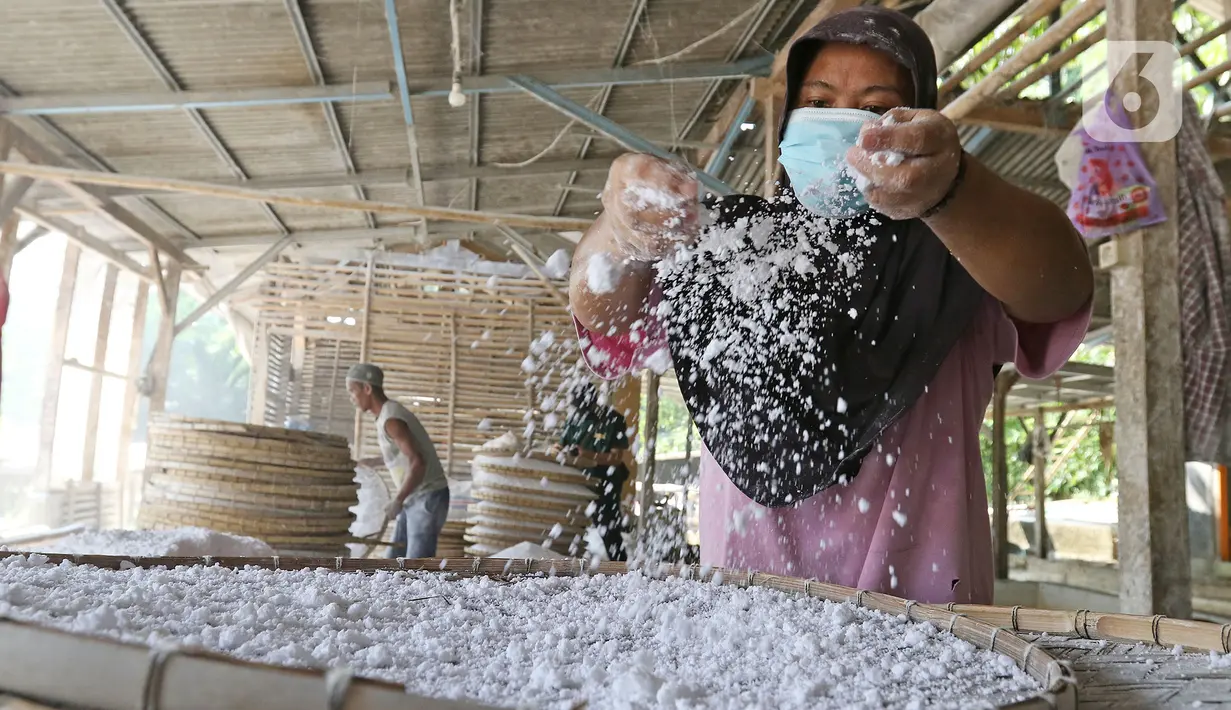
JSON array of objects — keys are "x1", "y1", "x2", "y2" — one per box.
[{"x1": 387, "y1": 487, "x2": 450, "y2": 558}]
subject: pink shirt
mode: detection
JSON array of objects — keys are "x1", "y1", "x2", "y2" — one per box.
[{"x1": 577, "y1": 294, "x2": 1090, "y2": 604}]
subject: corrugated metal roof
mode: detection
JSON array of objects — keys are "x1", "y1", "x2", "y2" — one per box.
[{"x1": 2, "y1": 0, "x2": 1101, "y2": 322}]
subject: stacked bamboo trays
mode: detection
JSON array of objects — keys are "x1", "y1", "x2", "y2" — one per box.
[
  {"x1": 23, "y1": 553, "x2": 1231, "y2": 708},
  {"x1": 464, "y1": 451, "x2": 595, "y2": 557},
  {"x1": 138, "y1": 414, "x2": 358, "y2": 556},
  {"x1": 437, "y1": 480, "x2": 474, "y2": 558}
]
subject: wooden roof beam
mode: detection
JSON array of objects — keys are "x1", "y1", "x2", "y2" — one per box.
[
  {"x1": 0, "y1": 161, "x2": 595, "y2": 233},
  {"x1": 2, "y1": 120, "x2": 201, "y2": 268}
]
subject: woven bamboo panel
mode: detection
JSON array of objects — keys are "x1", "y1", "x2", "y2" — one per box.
[
  {"x1": 252, "y1": 256, "x2": 577, "y2": 481},
  {"x1": 139, "y1": 414, "x2": 358, "y2": 555}
]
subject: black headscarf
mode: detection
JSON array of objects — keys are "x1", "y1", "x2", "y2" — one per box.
[{"x1": 658, "y1": 7, "x2": 985, "y2": 507}]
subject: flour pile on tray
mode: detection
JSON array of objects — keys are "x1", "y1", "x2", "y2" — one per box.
[
  {"x1": 14, "y1": 527, "x2": 273, "y2": 557},
  {"x1": 0, "y1": 553, "x2": 1040, "y2": 709}
]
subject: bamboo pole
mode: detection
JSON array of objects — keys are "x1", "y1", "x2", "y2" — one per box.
[
  {"x1": 993, "y1": 370, "x2": 1019, "y2": 579},
  {"x1": 1178, "y1": 17, "x2": 1231, "y2": 56},
  {"x1": 0, "y1": 216, "x2": 17, "y2": 281},
  {"x1": 1033, "y1": 409, "x2": 1049, "y2": 559},
  {"x1": 0, "y1": 161, "x2": 594, "y2": 233},
  {"x1": 1185, "y1": 56, "x2": 1231, "y2": 92},
  {"x1": 37, "y1": 243, "x2": 81, "y2": 486},
  {"x1": 636, "y1": 370, "x2": 661, "y2": 542},
  {"x1": 146, "y1": 259, "x2": 181, "y2": 414},
  {"x1": 116, "y1": 280, "x2": 148, "y2": 527},
  {"x1": 942, "y1": 0, "x2": 1107, "y2": 121},
  {"x1": 998, "y1": 25, "x2": 1107, "y2": 98},
  {"x1": 501, "y1": 232, "x2": 571, "y2": 308},
  {"x1": 81, "y1": 264, "x2": 118, "y2": 483},
  {"x1": 353, "y1": 253, "x2": 377, "y2": 458},
  {"x1": 940, "y1": 0, "x2": 1067, "y2": 97},
  {"x1": 446, "y1": 311, "x2": 458, "y2": 479}
]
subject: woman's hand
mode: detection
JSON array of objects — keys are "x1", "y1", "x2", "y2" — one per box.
[
  {"x1": 845, "y1": 108, "x2": 962, "y2": 221},
  {"x1": 600, "y1": 153, "x2": 700, "y2": 262}
]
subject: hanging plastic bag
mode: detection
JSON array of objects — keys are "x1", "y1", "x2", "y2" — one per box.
[{"x1": 1064, "y1": 93, "x2": 1168, "y2": 239}]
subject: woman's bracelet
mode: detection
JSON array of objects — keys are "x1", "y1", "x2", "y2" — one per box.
[{"x1": 921, "y1": 152, "x2": 968, "y2": 219}]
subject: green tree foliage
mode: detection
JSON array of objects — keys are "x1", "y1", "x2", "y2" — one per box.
[
  {"x1": 133, "y1": 293, "x2": 250, "y2": 442},
  {"x1": 951, "y1": 2, "x2": 1225, "y2": 110},
  {"x1": 980, "y1": 343, "x2": 1116, "y2": 504},
  {"x1": 639, "y1": 394, "x2": 699, "y2": 459}
]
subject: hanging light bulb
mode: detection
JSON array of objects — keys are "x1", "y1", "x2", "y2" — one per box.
[{"x1": 448, "y1": 81, "x2": 467, "y2": 108}]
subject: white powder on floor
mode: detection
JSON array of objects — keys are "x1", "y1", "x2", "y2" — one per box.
[
  {"x1": 586, "y1": 252, "x2": 619, "y2": 294},
  {"x1": 19, "y1": 528, "x2": 273, "y2": 558},
  {"x1": 0, "y1": 554, "x2": 1038, "y2": 709}
]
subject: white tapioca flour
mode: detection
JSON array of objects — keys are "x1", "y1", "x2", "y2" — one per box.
[
  {"x1": 14, "y1": 527, "x2": 274, "y2": 558},
  {"x1": 0, "y1": 553, "x2": 1039, "y2": 709},
  {"x1": 586, "y1": 252, "x2": 620, "y2": 294}
]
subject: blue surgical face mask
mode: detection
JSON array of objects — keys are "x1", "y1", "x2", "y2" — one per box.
[{"x1": 777, "y1": 107, "x2": 879, "y2": 218}]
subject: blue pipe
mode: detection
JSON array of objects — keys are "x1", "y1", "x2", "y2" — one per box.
[
  {"x1": 507, "y1": 74, "x2": 734, "y2": 196},
  {"x1": 384, "y1": 0, "x2": 415, "y2": 127}
]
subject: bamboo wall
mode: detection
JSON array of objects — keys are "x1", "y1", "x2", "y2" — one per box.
[{"x1": 249, "y1": 253, "x2": 580, "y2": 480}]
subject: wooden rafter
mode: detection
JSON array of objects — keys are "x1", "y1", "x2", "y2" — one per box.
[{"x1": 0, "y1": 161, "x2": 593, "y2": 233}]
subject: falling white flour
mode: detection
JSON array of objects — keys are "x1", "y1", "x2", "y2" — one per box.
[
  {"x1": 542, "y1": 249, "x2": 572, "y2": 280},
  {"x1": 0, "y1": 554, "x2": 1040, "y2": 709},
  {"x1": 13, "y1": 528, "x2": 273, "y2": 558},
  {"x1": 586, "y1": 252, "x2": 620, "y2": 294}
]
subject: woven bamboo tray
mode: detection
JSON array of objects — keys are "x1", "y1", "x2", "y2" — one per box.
[
  {"x1": 151, "y1": 414, "x2": 352, "y2": 448},
  {"x1": 140, "y1": 414, "x2": 358, "y2": 554},
  {"x1": 11, "y1": 552, "x2": 1196, "y2": 709},
  {"x1": 7, "y1": 553, "x2": 1231, "y2": 708},
  {"x1": 467, "y1": 500, "x2": 581, "y2": 526},
  {"x1": 469, "y1": 487, "x2": 587, "y2": 515},
  {"x1": 470, "y1": 456, "x2": 595, "y2": 485}
]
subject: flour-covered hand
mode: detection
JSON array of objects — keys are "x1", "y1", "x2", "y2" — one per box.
[
  {"x1": 600, "y1": 153, "x2": 700, "y2": 261},
  {"x1": 846, "y1": 108, "x2": 962, "y2": 221}
]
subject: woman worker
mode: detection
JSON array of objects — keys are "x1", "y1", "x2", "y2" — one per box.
[{"x1": 569, "y1": 7, "x2": 1093, "y2": 604}]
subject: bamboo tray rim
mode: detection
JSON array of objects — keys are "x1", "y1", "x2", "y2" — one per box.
[{"x1": 0, "y1": 551, "x2": 1089, "y2": 709}]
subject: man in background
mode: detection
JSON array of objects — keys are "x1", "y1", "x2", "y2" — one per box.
[
  {"x1": 553, "y1": 382, "x2": 630, "y2": 561},
  {"x1": 347, "y1": 363, "x2": 450, "y2": 558}
]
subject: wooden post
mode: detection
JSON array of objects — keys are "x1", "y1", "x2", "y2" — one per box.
[
  {"x1": 0, "y1": 216, "x2": 18, "y2": 281},
  {"x1": 1106, "y1": 0, "x2": 1192, "y2": 618},
  {"x1": 116, "y1": 281, "x2": 148, "y2": 527},
  {"x1": 992, "y1": 370, "x2": 1019, "y2": 579},
  {"x1": 81, "y1": 264, "x2": 118, "y2": 482},
  {"x1": 1032, "y1": 409, "x2": 1050, "y2": 559},
  {"x1": 636, "y1": 369, "x2": 661, "y2": 540},
  {"x1": 1218, "y1": 464, "x2": 1229, "y2": 563},
  {"x1": 248, "y1": 329, "x2": 269, "y2": 425},
  {"x1": 352, "y1": 252, "x2": 376, "y2": 457},
  {"x1": 36, "y1": 243, "x2": 81, "y2": 485},
  {"x1": 147, "y1": 258, "x2": 181, "y2": 414},
  {"x1": 446, "y1": 311, "x2": 458, "y2": 478}
]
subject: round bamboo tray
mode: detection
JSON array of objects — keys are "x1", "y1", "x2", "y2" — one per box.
[
  {"x1": 21, "y1": 552, "x2": 1218, "y2": 709},
  {"x1": 469, "y1": 472, "x2": 594, "y2": 504},
  {"x1": 467, "y1": 451, "x2": 594, "y2": 558},
  {"x1": 469, "y1": 487, "x2": 586, "y2": 515},
  {"x1": 468, "y1": 500, "x2": 583, "y2": 526},
  {"x1": 140, "y1": 414, "x2": 358, "y2": 555},
  {"x1": 466, "y1": 514, "x2": 586, "y2": 537},
  {"x1": 471, "y1": 454, "x2": 595, "y2": 485}
]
